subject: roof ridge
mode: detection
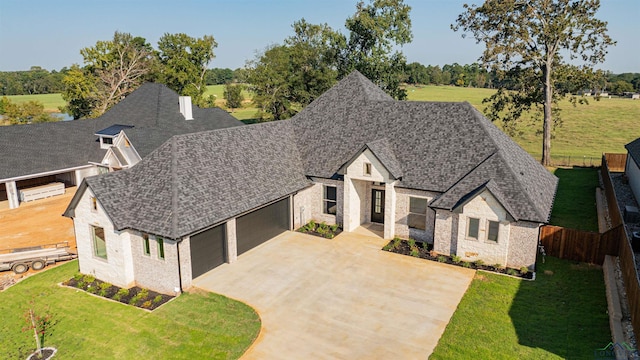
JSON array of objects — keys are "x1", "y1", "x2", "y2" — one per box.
[
  {"x1": 155, "y1": 84, "x2": 162, "y2": 126},
  {"x1": 170, "y1": 136, "x2": 179, "y2": 239}
]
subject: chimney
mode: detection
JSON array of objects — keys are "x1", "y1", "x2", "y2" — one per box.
[{"x1": 179, "y1": 96, "x2": 193, "y2": 120}]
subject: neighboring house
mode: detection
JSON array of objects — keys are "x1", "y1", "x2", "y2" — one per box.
[
  {"x1": 0, "y1": 84, "x2": 243, "y2": 209},
  {"x1": 64, "y1": 72, "x2": 558, "y2": 294},
  {"x1": 625, "y1": 138, "x2": 640, "y2": 202}
]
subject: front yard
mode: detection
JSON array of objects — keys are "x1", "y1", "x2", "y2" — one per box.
[
  {"x1": 431, "y1": 257, "x2": 610, "y2": 359},
  {"x1": 0, "y1": 261, "x2": 261, "y2": 359}
]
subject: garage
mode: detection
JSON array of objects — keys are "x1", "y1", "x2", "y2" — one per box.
[
  {"x1": 190, "y1": 224, "x2": 226, "y2": 279},
  {"x1": 237, "y1": 198, "x2": 290, "y2": 255}
]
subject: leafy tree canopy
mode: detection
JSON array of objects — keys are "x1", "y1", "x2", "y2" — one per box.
[
  {"x1": 453, "y1": 0, "x2": 615, "y2": 165},
  {"x1": 0, "y1": 96, "x2": 58, "y2": 125}
]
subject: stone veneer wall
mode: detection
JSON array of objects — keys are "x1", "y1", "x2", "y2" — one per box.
[
  {"x1": 394, "y1": 188, "x2": 439, "y2": 243},
  {"x1": 73, "y1": 187, "x2": 135, "y2": 289},
  {"x1": 293, "y1": 180, "x2": 344, "y2": 228},
  {"x1": 506, "y1": 220, "x2": 540, "y2": 269},
  {"x1": 433, "y1": 210, "x2": 458, "y2": 255},
  {"x1": 130, "y1": 232, "x2": 182, "y2": 295}
]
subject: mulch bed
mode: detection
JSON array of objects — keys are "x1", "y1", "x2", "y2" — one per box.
[
  {"x1": 63, "y1": 275, "x2": 174, "y2": 310},
  {"x1": 383, "y1": 238, "x2": 534, "y2": 279},
  {"x1": 297, "y1": 221, "x2": 342, "y2": 239}
]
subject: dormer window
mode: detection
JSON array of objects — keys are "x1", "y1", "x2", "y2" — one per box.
[{"x1": 95, "y1": 124, "x2": 134, "y2": 150}]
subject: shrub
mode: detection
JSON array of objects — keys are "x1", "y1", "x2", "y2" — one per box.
[
  {"x1": 392, "y1": 237, "x2": 402, "y2": 249},
  {"x1": 474, "y1": 260, "x2": 485, "y2": 267},
  {"x1": 141, "y1": 300, "x2": 153, "y2": 309},
  {"x1": 382, "y1": 243, "x2": 392, "y2": 251},
  {"x1": 113, "y1": 288, "x2": 129, "y2": 301},
  {"x1": 461, "y1": 261, "x2": 471, "y2": 268},
  {"x1": 330, "y1": 224, "x2": 339, "y2": 232},
  {"x1": 153, "y1": 295, "x2": 163, "y2": 304},
  {"x1": 520, "y1": 266, "x2": 530, "y2": 275},
  {"x1": 422, "y1": 242, "x2": 430, "y2": 250},
  {"x1": 76, "y1": 280, "x2": 85, "y2": 288},
  {"x1": 407, "y1": 239, "x2": 416, "y2": 248},
  {"x1": 452, "y1": 255, "x2": 461, "y2": 264},
  {"x1": 437, "y1": 255, "x2": 447, "y2": 263},
  {"x1": 138, "y1": 288, "x2": 149, "y2": 301},
  {"x1": 73, "y1": 273, "x2": 84, "y2": 281},
  {"x1": 410, "y1": 248, "x2": 420, "y2": 257},
  {"x1": 429, "y1": 250, "x2": 438, "y2": 258},
  {"x1": 308, "y1": 220, "x2": 316, "y2": 231},
  {"x1": 87, "y1": 284, "x2": 98, "y2": 294},
  {"x1": 493, "y1": 263, "x2": 504, "y2": 270},
  {"x1": 83, "y1": 274, "x2": 95, "y2": 284},
  {"x1": 507, "y1": 268, "x2": 519, "y2": 276},
  {"x1": 99, "y1": 282, "x2": 112, "y2": 297}
]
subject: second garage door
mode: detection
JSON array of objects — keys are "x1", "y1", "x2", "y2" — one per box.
[
  {"x1": 190, "y1": 224, "x2": 226, "y2": 279},
  {"x1": 237, "y1": 198, "x2": 290, "y2": 255}
]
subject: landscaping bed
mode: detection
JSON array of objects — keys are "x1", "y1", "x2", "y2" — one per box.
[
  {"x1": 382, "y1": 238, "x2": 533, "y2": 279},
  {"x1": 63, "y1": 273, "x2": 173, "y2": 310},
  {"x1": 297, "y1": 220, "x2": 342, "y2": 239}
]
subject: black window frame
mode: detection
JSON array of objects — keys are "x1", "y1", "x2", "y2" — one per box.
[
  {"x1": 408, "y1": 197, "x2": 428, "y2": 230},
  {"x1": 323, "y1": 185, "x2": 337, "y2": 215}
]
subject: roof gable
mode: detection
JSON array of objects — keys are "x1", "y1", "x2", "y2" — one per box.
[{"x1": 337, "y1": 138, "x2": 403, "y2": 180}]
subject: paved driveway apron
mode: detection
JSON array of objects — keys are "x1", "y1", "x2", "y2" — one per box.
[{"x1": 192, "y1": 231, "x2": 475, "y2": 359}]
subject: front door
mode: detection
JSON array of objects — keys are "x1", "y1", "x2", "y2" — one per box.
[{"x1": 371, "y1": 189, "x2": 385, "y2": 224}]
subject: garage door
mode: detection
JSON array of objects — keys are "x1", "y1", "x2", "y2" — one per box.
[
  {"x1": 237, "y1": 198, "x2": 290, "y2": 255},
  {"x1": 190, "y1": 224, "x2": 226, "y2": 279}
]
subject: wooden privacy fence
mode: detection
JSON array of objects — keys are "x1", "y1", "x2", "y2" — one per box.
[
  {"x1": 601, "y1": 153, "x2": 640, "y2": 341},
  {"x1": 604, "y1": 153, "x2": 627, "y2": 173},
  {"x1": 538, "y1": 225, "x2": 619, "y2": 265}
]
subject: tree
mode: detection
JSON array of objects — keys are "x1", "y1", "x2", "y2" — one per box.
[
  {"x1": 61, "y1": 32, "x2": 155, "y2": 118},
  {"x1": 247, "y1": 19, "x2": 339, "y2": 121},
  {"x1": 157, "y1": 33, "x2": 217, "y2": 104},
  {"x1": 337, "y1": 0, "x2": 413, "y2": 100},
  {"x1": 80, "y1": 31, "x2": 155, "y2": 116},
  {"x1": 453, "y1": 0, "x2": 615, "y2": 166},
  {"x1": 0, "y1": 97, "x2": 58, "y2": 125},
  {"x1": 223, "y1": 83, "x2": 244, "y2": 111}
]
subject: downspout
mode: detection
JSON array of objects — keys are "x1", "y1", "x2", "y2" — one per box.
[{"x1": 176, "y1": 238, "x2": 183, "y2": 294}]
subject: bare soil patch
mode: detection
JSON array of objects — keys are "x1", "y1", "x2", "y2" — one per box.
[{"x1": 0, "y1": 188, "x2": 76, "y2": 252}]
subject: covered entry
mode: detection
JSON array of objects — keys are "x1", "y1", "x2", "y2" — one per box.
[
  {"x1": 237, "y1": 198, "x2": 290, "y2": 255},
  {"x1": 190, "y1": 224, "x2": 226, "y2": 278}
]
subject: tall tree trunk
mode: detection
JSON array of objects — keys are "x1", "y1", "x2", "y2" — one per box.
[{"x1": 542, "y1": 61, "x2": 553, "y2": 166}]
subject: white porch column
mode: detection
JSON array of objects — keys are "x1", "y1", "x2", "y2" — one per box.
[
  {"x1": 226, "y1": 219, "x2": 238, "y2": 263},
  {"x1": 6, "y1": 181, "x2": 19, "y2": 209},
  {"x1": 383, "y1": 181, "x2": 397, "y2": 239},
  {"x1": 343, "y1": 175, "x2": 359, "y2": 232}
]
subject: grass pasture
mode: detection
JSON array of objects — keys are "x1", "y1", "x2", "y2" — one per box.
[
  {"x1": 0, "y1": 261, "x2": 261, "y2": 359},
  {"x1": 5, "y1": 93, "x2": 65, "y2": 112}
]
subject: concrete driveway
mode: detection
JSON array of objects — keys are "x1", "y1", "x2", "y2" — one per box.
[{"x1": 192, "y1": 230, "x2": 475, "y2": 359}]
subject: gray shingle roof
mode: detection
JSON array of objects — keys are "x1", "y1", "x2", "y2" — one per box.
[
  {"x1": 95, "y1": 124, "x2": 134, "y2": 136},
  {"x1": 83, "y1": 120, "x2": 310, "y2": 239},
  {"x1": 0, "y1": 83, "x2": 243, "y2": 181},
  {"x1": 69, "y1": 71, "x2": 557, "y2": 238},
  {"x1": 626, "y1": 138, "x2": 640, "y2": 167}
]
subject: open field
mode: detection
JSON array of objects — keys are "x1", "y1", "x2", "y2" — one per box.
[
  {"x1": 8, "y1": 85, "x2": 639, "y2": 162},
  {"x1": 5, "y1": 93, "x2": 65, "y2": 112},
  {"x1": 0, "y1": 261, "x2": 261, "y2": 359},
  {"x1": 430, "y1": 256, "x2": 610, "y2": 359}
]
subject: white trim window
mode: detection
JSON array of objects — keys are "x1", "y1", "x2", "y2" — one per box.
[
  {"x1": 91, "y1": 225, "x2": 107, "y2": 259},
  {"x1": 467, "y1": 217, "x2": 480, "y2": 240},
  {"x1": 323, "y1": 185, "x2": 337, "y2": 215},
  {"x1": 408, "y1": 197, "x2": 427, "y2": 230},
  {"x1": 487, "y1": 220, "x2": 500, "y2": 242}
]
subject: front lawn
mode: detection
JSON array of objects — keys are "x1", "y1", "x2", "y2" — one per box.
[
  {"x1": 430, "y1": 256, "x2": 610, "y2": 359},
  {"x1": 549, "y1": 167, "x2": 599, "y2": 232},
  {"x1": 0, "y1": 261, "x2": 261, "y2": 359}
]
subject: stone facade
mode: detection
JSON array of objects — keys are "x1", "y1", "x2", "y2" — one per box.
[
  {"x1": 293, "y1": 180, "x2": 343, "y2": 228},
  {"x1": 73, "y1": 187, "x2": 135, "y2": 289},
  {"x1": 432, "y1": 190, "x2": 541, "y2": 269},
  {"x1": 394, "y1": 188, "x2": 439, "y2": 243},
  {"x1": 130, "y1": 232, "x2": 182, "y2": 295}
]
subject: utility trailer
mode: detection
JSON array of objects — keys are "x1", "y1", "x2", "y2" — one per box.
[{"x1": 0, "y1": 245, "x2": 77, "y2": 274}]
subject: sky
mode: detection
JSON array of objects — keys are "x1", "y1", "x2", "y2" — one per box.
[{"x1": 0, "y1": 0, "x2": 638, "y2": 73}]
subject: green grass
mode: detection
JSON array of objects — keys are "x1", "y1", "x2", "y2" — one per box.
[
  {"x1": 431, "y1": 256, "x2": 610, "y2": 360},
  {"x1": 5, "y1": 93, "x2": 65, "y2": 112},
  {"x1": 0, "y1": 261, "x2": 261, "y2": 359},
  {"x1": 549, "y1": 167, "x2": 600, "y2": 231}
]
